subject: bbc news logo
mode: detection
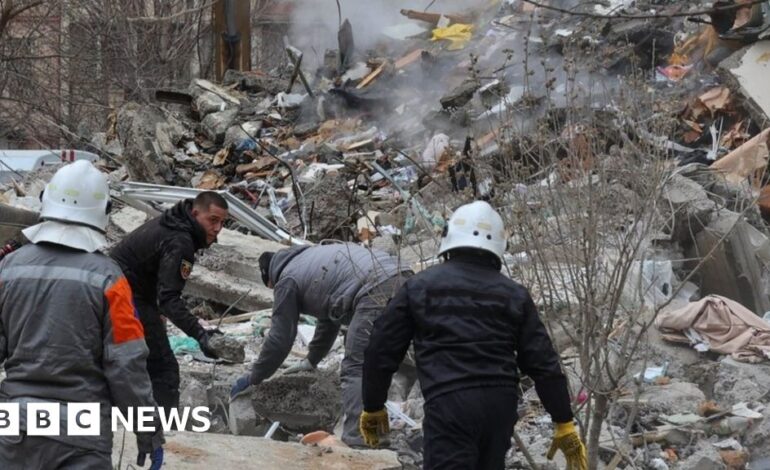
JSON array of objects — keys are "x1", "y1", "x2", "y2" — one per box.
[{"x1": 0, "y1": 404, "x2": 211, "y2": 436}]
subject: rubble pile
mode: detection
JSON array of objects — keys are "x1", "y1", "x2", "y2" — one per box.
[{"x1": 6, "y1": 0, "x2": 770, "y2": 468}]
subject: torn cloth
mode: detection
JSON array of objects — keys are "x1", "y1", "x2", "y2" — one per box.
[{"x1": 655, "y1": 295, "x2": 770, "y2": 362}]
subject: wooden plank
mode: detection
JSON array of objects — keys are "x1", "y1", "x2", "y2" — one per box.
[
  {"x1": 399, "y1": 9, "x2": 472, "y2": 25},
  {"x1": 395, "y1": 49, "x2": 424, "y2": 69},
  {"x1": 356, "y1": 62, "x2": 386, "y2": 89}
]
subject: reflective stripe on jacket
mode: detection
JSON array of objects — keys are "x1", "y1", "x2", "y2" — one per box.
[{"x1": 0, "y1": 243, "x2": 156, "y2": 452}]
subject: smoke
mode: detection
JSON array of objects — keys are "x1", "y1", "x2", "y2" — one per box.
[{"x1": 288, "y1": 0, "x2": 481, "y2": 69}]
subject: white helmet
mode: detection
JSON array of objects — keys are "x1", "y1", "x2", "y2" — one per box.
[
  {"x1": 22, "y1": 160, "x2": 111, "y2": 253},
  {"x1": 40, "y1": 160, "x2": 110, "y2": 231},
  {"x1": 438, "y1": 201, "x2": 507, "y2": 261}
]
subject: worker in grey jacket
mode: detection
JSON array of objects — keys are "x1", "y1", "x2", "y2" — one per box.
[
  {"x1": 0, "y1": 161, "x2": 163, "y2": 469},
  {"x1": 230, "y1": 242, "x2": 411, "y2": 446}
]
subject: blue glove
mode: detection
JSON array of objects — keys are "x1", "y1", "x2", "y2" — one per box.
[
  {"x1": 136, "y1": 428, "x2": 164, "y2": 468},
  {"x1": 150, "y1": 447, "x2": 164, "y2": 470},
  {"x1": 230, "y1": 375, "x2": 252, "y2": 400},
  {"x1": 137, "y1": 446, "x2": 163, "y2": 469}
]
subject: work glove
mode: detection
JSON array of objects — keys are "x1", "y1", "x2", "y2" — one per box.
[
  {"x1": 359, "y1": 409, "x2": 389, "y2": 448},
  {"x1": 230, "y1": 374, "x2": 253, "y2": 400},
  {"x1": 547, "y1": 421, "x2": 588, "y2": 470},
  {"x1": 197, "y1": 329, "x2": 222, "y2": 359},
  {"x1": 282, "y1": 358, "x2": 315, "y2": 375},
  {"x1": 136, "y1": 429, "x2": 164, "y2": 470}
]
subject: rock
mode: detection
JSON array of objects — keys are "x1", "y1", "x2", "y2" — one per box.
[
  {"x1": 223, "y1": 69, "x2": 289, "y2": 95},
  {"x1": 115, "y1": 102, "x2": 176, "y2": 184},
  {"x1": 180, "y1": 378, "x2": 208, "y2": 409},
  {"x1": 742, "y1": 399, "x2": 770, "y2": 457},
  {"x1": 90, "y1": 132, "x2": 123, "y2": 156},
  {"x1": 634, "y1": 382, "x2": 706, "y2": 415},
  {"x1": 293, "y1": 122, "x2": 320, "y2": 138},
  {"x1": 195, "y1": 91, "x2": 229, "y2": 117},
  {"x1": 224, "y1": 121, "x2": 261, "y2": 147},
  {"x1": 440, "y1": 79, "x2": 480, "y2": 109},
  {"x1": 208, "y1": 334, "x2": 245, "y2": 363},
  {"x1": 179, "y1": 379, "x2": 210, "y2": 430},
  {"x1": 202, "y1": 108, "x2": 239, "y2": 144},
  {"x1": 713, "y1": 357, "x2": 770, "y2": 405},
  {"x1": 661, "y1": 173, "x2": 716, "y2": 244},
  {"x1": 228, "y1": 394, "x2": 259, "y2": 436},
  {"x1": 289, "y1": 172, "x2": 350, "y2": 241},
  {"x1": 679, "y1": 441, "x2": 726, "y2": 470},
  {"x1": 719, "y1": 449, "x2": 749, "y2": 469},
  {"x1": 0, "y1": 203, "x2": 39, "y2": 242}
]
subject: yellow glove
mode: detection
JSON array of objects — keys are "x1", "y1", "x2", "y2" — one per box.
[
  {"x1": 547, "y1": 421, "x2": 587, "y2": 470},
  {"x1": 359, "y1": 409, "x2": 389, "y2": 448}
]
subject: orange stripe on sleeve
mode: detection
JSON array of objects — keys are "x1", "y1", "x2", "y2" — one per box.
[{"x1": 105, "y1": 276, "x2": 145, "y2": 344}]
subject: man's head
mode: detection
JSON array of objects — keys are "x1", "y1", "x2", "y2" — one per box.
[
  {"x1": 191, "y1": 192, "x2": 229, "y2": 245},
  {"x1": 259, "y1": 252, "x2": 275, "y2": 288}
]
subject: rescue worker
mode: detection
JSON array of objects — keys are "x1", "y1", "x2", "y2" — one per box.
[
  {"x1": 230, "y1": 242, "x2": 412, "y2": 446},
  {"x1": 360, "y1": 201, "x2": 588, "y2": 470},
  {"x1": 111, "y1": 191, "x2": 228, "y2": 412},
  {"x1": 0, "y1": 160, "x2": 163, "y2": 469}
]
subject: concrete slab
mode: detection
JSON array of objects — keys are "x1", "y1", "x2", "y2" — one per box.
[
  {"x1": 721, "y1": 41, "x2": 770, "y2": 125},
  {"x1": 111, "y1": 429, "x2": 400, "y2": 469}
]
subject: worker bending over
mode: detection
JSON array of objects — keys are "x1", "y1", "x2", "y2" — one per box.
[{"x1": 231, "y1": 242, "x2": 412, "y2": 446}]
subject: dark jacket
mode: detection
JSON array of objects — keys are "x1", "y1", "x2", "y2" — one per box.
[
  {"x1": 111, "y1": 200, "x2": 208, "y2": 340},
  {"x1": 249, "y1": 243, "x2": 408, "y2": 384},
  {"x1": 362, "y1": 253, "x2": 573, "y2": 423}
]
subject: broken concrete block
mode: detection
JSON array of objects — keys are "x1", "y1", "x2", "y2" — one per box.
[
  {"x1": 661, "y1": 173, "x2": 716, "y2": 244},
  {"x1": 679, "y1": 441, "x2": 727, "y2": 470},
  {"x1": 115, "y1": 102, "x2": 175, "y2": 184},
  {"x1": 719, "y1": 41, "x2": 770, "y2": 127},
  {"x1": 229, "y1": 395, "x2": 259, "y2": 436},
  {"x1": 440, "y1": 79, "x2": 480, "y2": 109},
  {"x1": 0, "y1": 203, "x2": 39, "y2": 242},
  {"x1": 713, "y1": 357, "x2": 770, "y2": 405},
  {"x1": 179, "y1": 379, "x2": 209, "y2": 431},
  {"x1": 90, "y1": 132, "x2": 123, "y2": 156},
  {"x1": 195, "y1": 91, "x2": 229, "y2": 117},
  {"x1": 629, "y1": 382, "x2": 705, "y2": 415},
  {"x1": 744, "y1": 405, "x2": 770, "y2": 457},
  {"x1": 208, "y1": 334, "x2": 245, "y2": 363},
  {"x1": 688, "y1": 209, "x2": 770, "y2": 315},
  {"x1": 251, "y1": 371, "x2": 341, "y2": 434},
  {"x1": 202, "y1": 108, "x2": 239, "y2": 144},
  {"x1": 180, "y1": 378, "x2": 208, "y2": 409},
  {"x1": 224, "y1": 121, "x2": 261, "y2": 147}
]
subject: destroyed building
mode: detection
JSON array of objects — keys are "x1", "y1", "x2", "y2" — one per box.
[{"x1": 5, "y1": 0, "x2": 770, "y2": 468}]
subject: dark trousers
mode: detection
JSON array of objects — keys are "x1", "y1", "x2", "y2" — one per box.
[
  {"x1": 134, "y1": 299, "x2": 180, "y2": 411},
  {"x1": 0, "y1": 434, "x2": 111, "y2": 470},
  {"x1": 340, "y1": 273, "x2": 410, "y2": 446},
  {"x1": 423, "y1": 387, "x2": 518, "y2": 470}
]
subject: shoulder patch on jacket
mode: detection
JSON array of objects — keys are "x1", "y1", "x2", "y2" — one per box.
[{"x1": 180, "y1": 260, "x2": 193, "y2": 280}]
